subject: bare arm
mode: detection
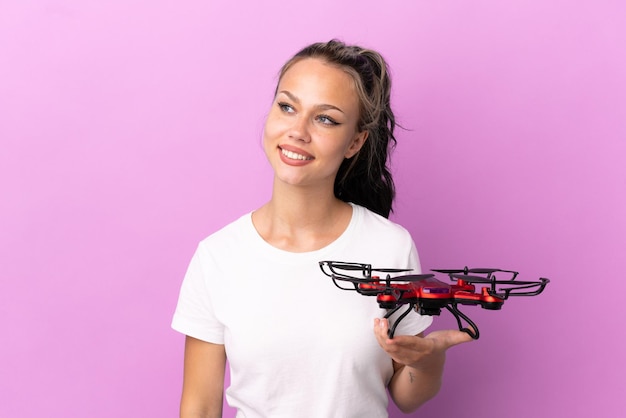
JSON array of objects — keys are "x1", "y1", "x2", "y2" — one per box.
[
  {"x1": 387, "y1": 342, "x2": 444, "y2": 412},
  {"x1": 180, "y1": 336, "x2": 227, "y2": 418},
  {"x1": 374, "y1": 318, "x2": 473, "y2": 413}
]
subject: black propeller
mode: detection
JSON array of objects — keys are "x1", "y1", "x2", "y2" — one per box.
[
  {"x1": 450, "y1": 273, "x2": 494, "y2": 283},
  {"x1": 432, "y1": 267, "x2": 510, "y2": 274},
  {"x1": 386, "y1": 273, "x2": 436, "y2": 282},
  {"x1": 332, "y1": 263, "x2": 411, "y2": 273}
]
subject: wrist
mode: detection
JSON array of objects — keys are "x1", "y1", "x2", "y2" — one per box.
[{"x1": 406, "y1": 349, "x2": 445, "y2": 373}]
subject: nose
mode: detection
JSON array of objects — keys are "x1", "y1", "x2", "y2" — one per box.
[{"x1": 288, "y1": 115, "x2": 311, "y2": 143}]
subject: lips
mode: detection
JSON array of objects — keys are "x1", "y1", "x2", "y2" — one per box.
[
  {"x1": 281, "y1": 148, "x2": 313, "y2": 161},
  {"x1": 278, "y1": 145, "x2": 314, "y2": 164}
]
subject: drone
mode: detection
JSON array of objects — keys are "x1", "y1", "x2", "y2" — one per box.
[{"x1": 318, "y1": 261, "x2": 549, "y2": 339}]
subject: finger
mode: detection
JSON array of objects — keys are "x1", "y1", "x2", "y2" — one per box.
[
  {"x1": 442, "y1": 329, "x2": 475, "y2": 346},
  {"x1": 384, "y1": 334, "x2": 424, "y2": 347},
  {"x1": 426, "y1": 329, "x2": 475, "y2": 349},
  {"x1": 373, "y1": 318, "x2": 393, "y2": 346},
  {"x1": 451, "y1": 330, "x2": 475, "y2": 346}
]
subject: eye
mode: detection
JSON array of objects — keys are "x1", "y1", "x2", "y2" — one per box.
[
  {"x1": 317, "y1": 114, "x2": 339, "y2": 126},
  {"x1": 278, "y1": 102, "x2": 294, "y2": 113}
]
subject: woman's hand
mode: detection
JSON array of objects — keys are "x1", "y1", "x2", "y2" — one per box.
[{"x1": 373, "y1": 317, "x2": 473, "y2": 369}]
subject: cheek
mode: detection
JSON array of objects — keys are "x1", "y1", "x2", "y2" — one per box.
[
  {"x1": 262, "y1": 118, "x2": 285, "y2": 160},
  {"x1": 263, "y1": 113, "x2": 286, "y2": 144},
  {"x1": 261, "y1": 128, "x2": 273, "y2": 159},
  {"x1": 262, "y1": 120, "x2": 275, "y2": 149},
  {"x1": 336, "y1": 130, "x2": 361, "y2": 158}
]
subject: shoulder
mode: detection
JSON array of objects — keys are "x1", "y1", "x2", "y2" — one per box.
[
  {"x1": 346, "y1": 204, "x2": 420, "y2": 271},
  {"x1": 195, "y1": 212, "x2": 254, "y2": 256},
  {"x1": 353, "y1": 204, "x2": 413, "y2": 240}
]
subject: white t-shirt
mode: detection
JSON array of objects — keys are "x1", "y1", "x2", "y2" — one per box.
[{"x1": 172, "y1": 204, "x2": 432, "y2": 418}]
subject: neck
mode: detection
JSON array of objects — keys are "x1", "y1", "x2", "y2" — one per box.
[{"x1": 252, "y1": 178, "x2": 353, "y2": 252}]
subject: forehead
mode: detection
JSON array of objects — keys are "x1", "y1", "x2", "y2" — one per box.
[{"x1": 277, "y1": 58, "x2": 359, "y2": 111}]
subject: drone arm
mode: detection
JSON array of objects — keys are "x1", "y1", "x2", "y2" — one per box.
[{"x1": 444, "y1": 304, "x2": 480, "y2": 340}]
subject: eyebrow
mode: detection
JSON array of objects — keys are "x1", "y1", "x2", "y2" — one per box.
[{"x1": 278, "y1": 90, "x2": 345, "y2": 114}]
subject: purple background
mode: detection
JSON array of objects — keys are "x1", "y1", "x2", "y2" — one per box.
[{"x1": 1, "y1": 1, "x2": 624, "y2": 417}]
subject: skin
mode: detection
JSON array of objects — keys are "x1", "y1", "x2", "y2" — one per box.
[
  {"x1": 179, "y1": 57, "x2": 473, "y2": 417},
  {"x1": 180, "y1": 337, "x2": 226, "y2": 418}
]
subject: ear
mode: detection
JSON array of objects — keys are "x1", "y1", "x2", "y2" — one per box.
[{"x1": 345, "y1": 130, "x2": 369, "y2": 159}]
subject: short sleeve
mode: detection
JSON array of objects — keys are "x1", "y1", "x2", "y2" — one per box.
[{"x1": 171, "y1": 246, "x2": 225, "y2": 344}]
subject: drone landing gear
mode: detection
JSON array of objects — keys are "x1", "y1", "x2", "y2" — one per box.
[
  {"x1": 445, "y1": 304, "x2": 479, "y2": 340},
  {"x1": 385, "y1": 303, "x2": 480, "y2": 340},
  {"x1": 384, "y1": 303, "x2": 416, "y2": 338}
]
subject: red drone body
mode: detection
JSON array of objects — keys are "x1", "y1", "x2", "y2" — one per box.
[{"x1": 371, "y1": 276, "x2": 504, "y2": 310}]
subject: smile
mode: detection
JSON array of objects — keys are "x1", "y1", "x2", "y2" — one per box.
[{"x1": 280, "y1": 148, "x2": 314, "y2": 161}]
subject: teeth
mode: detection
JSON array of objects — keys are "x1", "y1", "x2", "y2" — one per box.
[{"x1": 281, "y1": 148, "x2": 312, "y2": 161}]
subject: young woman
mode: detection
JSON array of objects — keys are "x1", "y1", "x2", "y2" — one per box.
[{"x1": 172, "y1": 40, "x2": 473, "y2": 418}]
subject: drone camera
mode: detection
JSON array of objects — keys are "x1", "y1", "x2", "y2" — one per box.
[
  {"x1": 418, "y1": 307, "x2": 443, "y2": 316},
  {"x1": 481, "y1": 302, "x2": 503, "y2": 310}
]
